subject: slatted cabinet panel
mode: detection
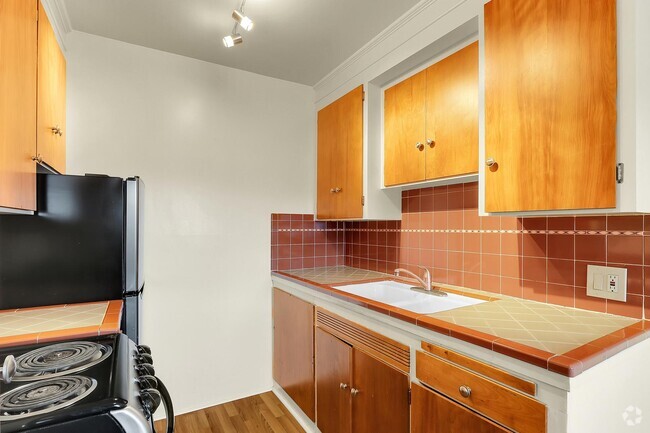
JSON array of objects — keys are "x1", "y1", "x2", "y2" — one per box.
[
  {"x1": 37, "y1": 0, "x2": 66, "y2": 174},
  {"x1": 272, "y1": 289, "x2": 315, "y2": 421},
  {"x1": 0, "y1": 0, "x2": 38, "y2": 211},
  {"x1": 484, "y1": 0, "x2": 617, "y2": 212},
  {"x1": 316, "y1": 85, "x2": 364, "y2": 219}
]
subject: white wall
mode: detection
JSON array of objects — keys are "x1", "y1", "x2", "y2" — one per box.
[{"x1": 65, "y1": 31, "x2": 315, "y2": 415}]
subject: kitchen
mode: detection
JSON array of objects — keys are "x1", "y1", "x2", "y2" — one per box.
[{"x1": 0, "y1": 0, "x2": 648, "y2": 432}]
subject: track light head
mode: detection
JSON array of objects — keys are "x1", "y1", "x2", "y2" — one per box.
[
  {"x1": 223, "y1": 33, "x2": 243, "y2": 48},
  {"x1": 232, "y1": 9, "x2": 254, "y2": 31}
]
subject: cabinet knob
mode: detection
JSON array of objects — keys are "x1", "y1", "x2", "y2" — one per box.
[
  {"x1": 415, "y1": 142, "x2": 424, "y2": 151},
  {"x1": 330, "y1": 187, "x2": 342, "y2": 193},
  {"x1": 32, "y1": 154, "x2": 43, "y2": 164},
  {"x1": 459, "y1": 385, "x2": 472, "y2": 398},
  {"x1": 350, "y1": 388, "x2": 360, "y2": 396},
  {"x1": 485, "y1": 158, "x2": 496, "y2": 167},
  {"x1": 339, "y1": 383, "x2": 348, "y2": 390},
  {"x1": 427, "y1": 139, "x2": 435, "y2": 147},
  {"x1": 51, "y1": 126, "x2": 63, "y2": 136}
]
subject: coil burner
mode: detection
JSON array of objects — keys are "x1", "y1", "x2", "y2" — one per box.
[
  {"x1": 0, "y1": 376, "x2": 97, "y2": 421},
  {"x1": 13, "y1": 341, "x2": 112, "y2": 381}
]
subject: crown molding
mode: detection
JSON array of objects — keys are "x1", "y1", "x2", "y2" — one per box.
[
  {"x1": 41, "y1": 0, "x2": 73, "y2": 53},
  {"x1": 313, "y1": 0, "x2": 439, "y2": 93}
]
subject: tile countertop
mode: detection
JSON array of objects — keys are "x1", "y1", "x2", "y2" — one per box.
[
  {"x1": 0, "y1": 300, "x2": 123, "y2": 347},
  {"x1": 272, "y1": 266, "x2": 650, "y2": 377}
]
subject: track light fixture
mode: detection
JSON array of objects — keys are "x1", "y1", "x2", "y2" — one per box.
[{"x1": 222, "y1": 0, "x2": 253, "y2": 48}]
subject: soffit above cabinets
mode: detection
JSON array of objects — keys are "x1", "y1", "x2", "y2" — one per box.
[{"x1": 59, "y1": 0, "x2": 421, "y2": 85}]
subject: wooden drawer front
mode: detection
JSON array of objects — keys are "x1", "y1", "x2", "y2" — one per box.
[
  {"x1": 316, "y1": 308, "x2": 410, "y2": 374},
  {"x1": 421, "y1": 342, "x2": 536, "y2": 396},
  {"x1": 416, "y1": 351, "x2": 546, "y2": 433}
]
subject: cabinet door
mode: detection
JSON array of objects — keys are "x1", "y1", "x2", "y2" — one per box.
[
  {"x1": 484, "y1": 0, "x2": 616, "y2": 212},
  {"x1": 0, "y1": 0, "x2": 37, "y2": 211},
  {"x1": 384, "y1": 70, "x2": 426, "y2": 186},
  {"x1": 425, "y1": 42, "x2": 478, "y2": 180},
  {"x1": 37, "y1": 0, "x2": 66, "y2": 174},
  {"x1": 315, "y1": 328, "x2": 352, "y2": 433},
  {"x1": 352, "y1": 348, "x2": 409, "y2": 433},
  {"x1": 411, "y1": 383, "x2": 509, "y2": 433},
  {"x1": 316, "y1": 85, "x2": 364, "y2": 220},
  {"x1": 272, "y1": 289, "x2": 315, "y2": 420}
]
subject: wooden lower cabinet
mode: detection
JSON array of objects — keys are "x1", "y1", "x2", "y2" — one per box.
[
  {"x1": 411, "y1": 383, "x2": 509, "y2": 433},
  {"x1": 272, "y1": 289, "x2": 315, "y2": 421},
  {"x1": 315, "y1": 328, "x2": 352, "y2": 433},
  {"x1": 352, "y1": 348, "x2": 409, "y2": 433},
  {"x1": 315, "y1": 327, "x2": 409, "y2": 433}
]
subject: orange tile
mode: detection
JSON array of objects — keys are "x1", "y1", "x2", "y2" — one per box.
[
  {"x1": 448, "y1": 252, "x2": 463, "y2": 271},
  {"x1": 548, "y1": 234, "x2": 574, "y2": 260},
  {"x1": 464, "y1": 209, "x2": 480, "y2": 230},
  {"x1": 464, "y1": 272, "x2": 480, "y2": 289},
  {"x1": 433, "y1": 268, "x2": 448, "y2": 284},
  {"x1": 548, "y1": 355, "x2": 583, "y2": 377},
  {"x1": 606, "y1": 295, "x2": 644, "y2": 319},
  {"x1": 500, "y1": 255, "x2": 521, "y2": 279},
  {"x1": 547, "y1": 283, "x2": 574, "y2": 308},
  {"x1": 448, "y1": 233, "x2": 463, "y2": 251},
  {"x1": 574, "y1": 286, "x2": 607, "y2": 312},
  {"x1": 561, "y1": 343, "x2": 609, "y2": 371},
  {"x1": 463, "y1": 188, "x2": 479, "y2": 210},
  {"x1": 522, "y1": 257, "x2": 546, "y2": 282},
  {"x1": 492, "y1": 339, "x2": 554, "y2": 369},
  {"x1": 388, "y1": 307, "x2": 420, "y2": 325},
  {"x1": 522, "y1": 280, "x2": 546, "y2": 302},
  {"x1": 607, "y1": 215, "x2": 644, "y2": 232},
  {"x1": 500, "y1": 217, "x2": 519, "y2": 231},
  {"x1": 433, "y1": 250, "x2": 448, "y2": 268},
  {"x1": 0, "y1": 333, "x2": 39, "y2": 348},
  {"x1": 501, "y1": 277, "x2": 522, "y2": 298},
  {"x1": 102, "y1": 313, "x2": 122, "y2": 327},
  {"x1": 448, "y1": 324, "x2": 498, "y2": 350},
  {"x1": 481, "y1": 274, "x2": 500, "y2": 293},
  {"x1": 548, "y1": 217, "x2": 575, "y2": 231},
  {"x1": 522, "y1": 233, "x2": 547, "y2": 258},
  {"x1": 523, "y1": 217, "x2": 547, "y2": 231},
  {"x1": 481, "y1": 216, "x2": 501, "y2": 230},
  {"x1": 38, "y1": 327, "x2": 100, "y2": 343},
  {"x1": 575, "y1": 235, "x2": 606, "y2": 262},
  {"x1": 448, "y1": 210, "x2": 463, "y2": 230},
  {"x1": 501, "y1": 233, "x2": 522, "y2": 256},
  {"x1": 463, "y1": 253, "x2": 481, "y2": 273},
  {"x1": 607, "y1": 235, "x2": 644, "y2": 265},
  {"x1": 576, "y1": 216, "x2": 607, "y2": 231},
  {"x1": 625, "y1": 265, "x2": 644, "y2": 295},
  {"x1": 416, "y1": 316, "x2": 451, "y2": 336},
  {"x1": 448, "y1": 192, "x2": 463, "y2": 211},
  {"x1": 547, "y1": 259, "x2": 575, "y2": 286},
  {"x1": 482, "y1": 254, "x2": 500, "y2": 276},
  {"x1": 481, "y1": 232, "x2": 500, "y2": 255},
  {"x1": 447, "y1": 270, "x2": 463, "y2": 287},
  {"x1": 464, "y1": 233, "x2": 480, "y2": 253}
]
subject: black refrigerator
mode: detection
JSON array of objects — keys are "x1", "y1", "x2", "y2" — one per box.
[{"x1": 0, "y1": 172, "x2": 145, "y2": 343}]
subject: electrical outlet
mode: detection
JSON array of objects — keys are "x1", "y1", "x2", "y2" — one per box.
[{"x1": 587, "y1": 265, "x2": 627, "y2": 302}]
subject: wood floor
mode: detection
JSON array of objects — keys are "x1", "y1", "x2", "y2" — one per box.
[{"x1": 154, "y1": 392, "x2": 305, "y2": 433}]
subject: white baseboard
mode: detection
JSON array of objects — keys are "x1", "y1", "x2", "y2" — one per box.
[{"x1": 272, "y1": 383, "x2": 320, "y2": 433}]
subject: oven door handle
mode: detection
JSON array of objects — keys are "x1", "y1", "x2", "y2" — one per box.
[{"x1": 155, "y1": 377, "x2": 175, "y2": 433}]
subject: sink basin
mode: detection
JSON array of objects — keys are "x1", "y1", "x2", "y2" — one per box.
[{"x1": 333, "y1": 280, "x2": 486, "y2": 314}]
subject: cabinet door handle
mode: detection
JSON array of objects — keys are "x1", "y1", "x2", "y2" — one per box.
[
  {"x1": 350, "y1": 388, "x2": 360, "y2": 396},
  {"x1": 330, "y1": 187, "x2": 342, "y2": 193},
  {"x1": 415, "y1": 142, "x2": 424, "y2": 151},
  {"x1": 32, "y1": 154, "x2": 43, "y2": 164},
  {"x1": 459, "y1": 385, "x2": 472, "y2": 398},
  {"x1": 485, "y1": 158, "x2": 496, "y2": 167},
  {"x1": 427, "y1": 139, "x2": 435, "y2": 147},
  {"x1": 51, "y1": 126, "x2": 63, "y2": 137},
  {"x1": 339, "y1": 383, "x2": 348, "y2": 390}
]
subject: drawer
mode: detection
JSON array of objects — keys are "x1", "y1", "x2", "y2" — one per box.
[{"x1": 416, "y1": 351, "x2": 546, "y2": 433}]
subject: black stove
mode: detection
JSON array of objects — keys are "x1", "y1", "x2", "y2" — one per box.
[{"x1": 0, "y1": 334, "x2": 173, "y2": 433}]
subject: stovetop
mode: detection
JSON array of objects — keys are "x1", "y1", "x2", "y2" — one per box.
[{"x1": 0, "y1": 334, "x2": 130, "y2": 432}]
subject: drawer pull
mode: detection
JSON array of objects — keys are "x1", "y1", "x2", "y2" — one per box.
[
  {"x1": 340, "y1": 383, "x2": 348, "y2": 390},
  {"x1": 459, "y1": 385, "x2": 472, "y2": 398},
  {"x1": 350, "y1": 388, "x2": 360, "y2": 396}
]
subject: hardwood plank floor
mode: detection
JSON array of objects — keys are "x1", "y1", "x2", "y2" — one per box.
[{"x1": 155, "y1": 392, "x2": 305, "y2": 433}]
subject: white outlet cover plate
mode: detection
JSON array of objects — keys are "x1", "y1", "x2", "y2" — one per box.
[{"x1": 587, "y1": 265, "x2": 627, "y2": 302}]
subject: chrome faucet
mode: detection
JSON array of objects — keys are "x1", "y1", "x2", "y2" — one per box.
[{"x1": 394, "y1": 266, "x2": 447, "y2": 297}]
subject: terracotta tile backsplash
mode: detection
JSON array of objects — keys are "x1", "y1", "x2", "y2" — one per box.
[
  {"x1": 272, "y1": 184, "x2": 650, "y2": 319},
  {"x1": 271, "y1": 214, "x2": 345, "y2": 271}
]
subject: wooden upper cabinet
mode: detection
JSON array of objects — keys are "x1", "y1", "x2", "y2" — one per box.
[
  {"x1": 272, "y1": 289, "x2": 315, "y2": 421},
  {"x1": 484, "y1": 0, "x2": 617, "y2": 212},
  {"x1": 425, "y1": 42, "x2": 478, "y2": 180},
  {"x1": 0, "y1": 0, "x2": 38, "y2": 211},
  {"x1": 411, "y1": 383, "x2": 509, "y2": 433},
  {"x1": 315, "y1": 328, "x2": 352, "y2": 433},
  {"x1": 351, "y1": 348, "x2": 409, "y2": 433},
  {"x1": 37, "y1": 0, "x2": 66, "y2": 174},
  {"x1": 317, "y1": 86, "x2": 364, "y2": 220},
  {"x1": 384, "y1": 43, "x2": 479, "y2": 187},
  {"x1": 383, "y1": 70, "x2": 427, "y2": 186}
]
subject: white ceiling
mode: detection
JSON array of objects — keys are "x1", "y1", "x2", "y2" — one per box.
[{"x1": 62, "y1": 0, "x2": 422, "y2": 86}]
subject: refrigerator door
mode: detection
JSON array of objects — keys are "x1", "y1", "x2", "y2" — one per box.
[
  {"x1": 0, "y1": 173, "x2": 124, "y2": 309},
  {"x1": 124, "y1": 177, "x2": 145, "y2": 343}
]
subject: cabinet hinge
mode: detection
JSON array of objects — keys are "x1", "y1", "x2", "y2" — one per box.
[
  {"x1": 408, "y1": 388, "x2": 412, "y2": 405},
  {"x1": 616, "y1": 163, "x2": 624, "y2": 184},
  {"x1": 361, "y1": 196, "x2": 365, "y2": 206}
]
